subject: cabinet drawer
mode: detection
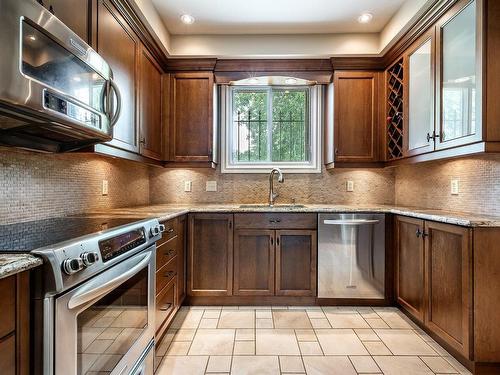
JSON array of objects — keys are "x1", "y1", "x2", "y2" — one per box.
[
  {"x1": 0, "y1": 276, "x2": 15, "y2": 339},
  {"x1": 157, "y1": 218, "x2": 178, "y2": 246},
  {"x1": 156, "y1": 239, "x2": 178, "y2": 271},
  {"x1": 155, "y1": 278, "x2": 176, "y2": 334},
  {"x1": 234, "y1": 213, "x2": 317, "y2": 229},
  {"x1": 156, "y1": 256, "x2": 178, "y2": 294}
]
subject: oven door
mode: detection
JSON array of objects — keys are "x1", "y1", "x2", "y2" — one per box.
[{"x1": 54, "y1": 246, "x2": 155, "y2": 375}]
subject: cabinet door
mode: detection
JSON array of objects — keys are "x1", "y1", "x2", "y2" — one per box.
[
  {"x1": 177, "y1": 215, "x2": 187, "y2": 304},
  {"x1": 275, "y1": 230, "x2": 317, "y2": 296},
  {"x1": 188, "y1": 214, "x2": 233, "y2": 296},
  {"x1": 234, "y1": 230, "x2": 275, "y2": 296},
  {"x1": 333, "y1": 71, "x2": 379, "y2": 163},
  {"x1": 47, "y1": 0, "x2": 91, "y2": 42},
  {"x1": 97, "y1": 0, "x2": 139, "y2": 153},
  {"x1": 170, "y1": 72, "x2": 214, "y2": 162},
  {"x1": 405, "y1": 31, "x2": 435, "y2": 156},
  {"x1": 395, "y1": 216, "x2": 425, "y2": 322},
  {"x1": 139, "y1": 48, "x2": 163, "y2": 160},
  {"x1": 436, "y1": 0, "x2": 481, "y2": 150},
  {"x1": 424, "y1": 221, "x2": 471, "y2": 358}
]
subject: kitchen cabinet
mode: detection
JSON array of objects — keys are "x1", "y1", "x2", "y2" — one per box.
[
  {"x1": 435, "y1": 0, "x2": 481, "y2": 151},
  {"x1": 424, "y1": 221, "x2": 471, "y2": 358},
  {"x1": 275, "y1": 230, "x2": 317, "y2": 296},
  {"x1": 331, "y1": 71, "x2": 381, "y2": 165},
  {"x1": 97, "y1": 0, "x2": 139, "y2": 153},
  {"x1": 234, "y1": 230, "x2": 275, "y2": 296},
  {"x1": 167, "y1": 72, "x2": 215, "y2": 165},
  {"x1": 139, "y1": 47, "x2": 163, "y2": 160},
  {"x1": 0, "y1": 272, "x2": 30, "y2": 375},
  {"x1": 395, "y1": 216, "x2": 426, "y2": 322},
  {"x1": 404, "y1": 29, "x2": 435, "y2": 157},
  {"x1": 188, "y1": 213, "x2": 233, "y2": 296},
  {"x1": 177, "y1": 215, "x2": 187, "y2": 304},
  {"x1": 41, "y1": 0, "x2": 92, "y2": 43}
]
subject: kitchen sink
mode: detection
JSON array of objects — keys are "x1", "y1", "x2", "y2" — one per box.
[{"x1": 239, "y1": 204, "x2": 306, "y2": 208}]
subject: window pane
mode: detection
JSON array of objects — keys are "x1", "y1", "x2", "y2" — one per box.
[
  {"x1": 232, "y1": 90, "x2": 268, "y2": 162},
  {"x1": 272, "y1": 89, "x2": 309, "y2": 162}
]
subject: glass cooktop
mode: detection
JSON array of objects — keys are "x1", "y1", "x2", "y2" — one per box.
[{"x1": 0, "y1": 216, "x2": 147, "y2": 252}]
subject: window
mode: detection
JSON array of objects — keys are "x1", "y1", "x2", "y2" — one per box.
[{"x1": 221, "y1": 78, "x2": 322, "y2": 173}]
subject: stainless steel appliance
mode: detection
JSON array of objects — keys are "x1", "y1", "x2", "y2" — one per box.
[
  {"x1": 0, "y1": 0, "x2": 121, "y2": 152},
  {"x1": 318, "y1": 213, "x2": 385, "y2": 299},
  {"x1": 0, "y1": 216, "x2": 164, "y2": 375}
]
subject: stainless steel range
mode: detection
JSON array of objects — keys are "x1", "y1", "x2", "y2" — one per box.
[{"x1": 0, "y1": 216, "x2": 164, "y2": 375}]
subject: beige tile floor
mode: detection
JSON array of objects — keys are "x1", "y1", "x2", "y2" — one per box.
[{"x1": 154, "y1": 306, "x2": 472, "y2": 375}]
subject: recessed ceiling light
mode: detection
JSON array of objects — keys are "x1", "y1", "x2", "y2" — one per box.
[
  {"x1": 285, "y1": 78, "x2": 297, "y2": 85},
  {"x1": 180, "y1": 14, "x2": 195, "y2": 25},
  {"x1": 358, "y1": 12, "x2": 373, "y2": 24}
]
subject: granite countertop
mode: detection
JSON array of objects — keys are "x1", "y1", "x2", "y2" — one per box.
[
  {"x1": 0, "y1": 254, "x2": 43, "y2": 280},
  {"x1": 84, "y1": 203, "x2": 500, "y2": 227}
]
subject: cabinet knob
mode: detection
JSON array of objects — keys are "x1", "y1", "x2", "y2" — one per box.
[
  {"x1": 416, "y1": 228, "x2": 422, "y2": 238},
  {"x1": 426, "y1": 131, "x2": 440, "y2": 142}
]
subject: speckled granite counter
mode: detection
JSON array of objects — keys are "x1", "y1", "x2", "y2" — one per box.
[
  {"x1": 84, "y1": 204, "x2": 500, "y2": 227},
  {"x1": 0, "y1": 254, "x2": 42, "y2": 279}
]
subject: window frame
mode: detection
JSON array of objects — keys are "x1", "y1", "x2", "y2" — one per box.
[{"x1": 220, "y1": 84, "x2": 323, "y2": 174}]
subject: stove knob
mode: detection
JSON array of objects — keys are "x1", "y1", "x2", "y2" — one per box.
[
  {"x1": 81, "y1": 252, "x2": 100, "y2": 267},
  {"x1": 62, "y1": 258, "x2": 84, "y2": 275},
  {"x1": 150, "y1": 224, "x2": 165, "y2": 237}
]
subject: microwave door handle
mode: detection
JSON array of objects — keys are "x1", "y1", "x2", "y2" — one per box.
[
  {"x1": 67, "y1": 251, "x2": 150, "y2": 310},
  {"x1": 109, "y1": 78, "x2": 122, "y2": 127}
]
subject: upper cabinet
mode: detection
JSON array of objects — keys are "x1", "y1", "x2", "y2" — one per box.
[
  {"x1": 435, "y1": 0, "x2": 481, "y2": 150},
  {"x1": 330, "y1": 71, "x2": 381, "y2": 166},
  {"x1": 41, "y1": 0, "x2": 92, "y2": 42},
  {"x1": 166, "y1": 72, "x2": 216, "y2": 166},
  {"x1": 97, "y1": 0, "x2": 140, "y2": 154}
]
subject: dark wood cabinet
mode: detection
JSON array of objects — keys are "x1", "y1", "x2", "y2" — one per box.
[
  {"x1": 177, "y1": 215, "x2": 187, "y2": 303},
  {"x1": 97, "y1": 0, "x2": 139, "y2": 153},
  {"x1": 275, "y1": 230, "x2": 317, "y2": 296},
  {"x1": 395, "y1": 216, "x2": 426, "y2": 322},
  {"x1": 188, "y1": 213, "x2": 233, "y2": 296},
  {"x1": 0, "y1": 272, "x2": 30, "y2": 375},
  {"x1": 332, "y1": 71, "x2": 380, "y2": 164},
  {"x1": 167, "y1": 72, "x2": 215, "y2": 164},
  {"x1": 43, "y1": 0, "x2": 92, "y2": 42},
  {"x1": 234, "y1": 230, "x2": 275, "y2": 296},
  {"x1": 425, "y1": 221, "x2": 471, "y2": 358},
  {"x1": 139, "y1": 47, "x2": 163, "y2": 160}
]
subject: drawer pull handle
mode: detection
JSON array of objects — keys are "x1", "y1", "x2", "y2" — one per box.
[
  {"x1": 269, "y1": 218, "x2": 281, "y2": 223},
  {"x1": 166, "y1": 249, "x2": 175, "y2": 256},
  {"x1": 164, "y1": 271, "x2": 176, "y2": 278},
  {"x1": 159, "y1": 303, "x2": 172, "y2": 311},
  {"x1": 167, "y1": 228, "x2": 175, "y2": 234}
]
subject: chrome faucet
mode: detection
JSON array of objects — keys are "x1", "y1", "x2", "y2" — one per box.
[{"x1": 268, "y1": 168, "x2": 284, "y2": 207}]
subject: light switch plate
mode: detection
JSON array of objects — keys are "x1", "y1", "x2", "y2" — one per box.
[
  {"x1": 346, "y1": 180, "x2": 354, "y2": 192},
  {"x1": 184, "y1": 181, "x2": 192, "y2": 192},
  {"x1": 102, "y1": 180, "x2": 108, "y2": 196},
  {"x1": 451, "y1": 178, "x2": 459, "y2": 195},
  {"x1": 206, "y1": 181, "x2": 217, "y2": 192}
]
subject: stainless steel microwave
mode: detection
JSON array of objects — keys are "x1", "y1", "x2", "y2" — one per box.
[{"x1": 0, "y1": 0, "x2": 121, "y2": 152}]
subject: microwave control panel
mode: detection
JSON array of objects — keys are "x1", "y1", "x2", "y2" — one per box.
[{"x1": 43, "y1": 90, "x2": 101, "y2": 129}]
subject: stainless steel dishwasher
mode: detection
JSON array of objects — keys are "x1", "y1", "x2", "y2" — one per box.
[{"x1": 318, "y1": 213, "x2": 385, "y2": 299}]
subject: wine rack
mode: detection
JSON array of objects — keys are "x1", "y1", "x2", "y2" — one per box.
[{"x1": 386, "y1": 58, "x2": 404, "y2": 160}]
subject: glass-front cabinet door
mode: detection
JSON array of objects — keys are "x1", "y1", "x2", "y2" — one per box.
[
  {"x1": 436, "y1": 0, "x2": 481, "y2": 150},
  {"x1": 405, "y1": 31, "x2": 435, "y2": 156}
]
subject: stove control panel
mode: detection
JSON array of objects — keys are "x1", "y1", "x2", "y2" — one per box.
[{"x1": 99, "y1": 228, "x2": 146, "y2": 262}]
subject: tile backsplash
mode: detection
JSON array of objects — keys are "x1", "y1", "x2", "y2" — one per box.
[
  {"x1": 149, "y1": 166, "x2": 396, "y2": 205},
  {"x1": 394, "y1": 154, "x2": 500, "y2": 217},
  {"x1": 0, "y1": 148, "x2": 150, "y2": 224}
]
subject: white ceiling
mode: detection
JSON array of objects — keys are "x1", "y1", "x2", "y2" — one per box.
[{"x1": 152, "y1": 0, "x2": 410, "y2": 35}]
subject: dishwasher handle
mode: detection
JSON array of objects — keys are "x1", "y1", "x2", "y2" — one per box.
[{"x1": 323, "y1": 219, "x2": 380, "y2": 225}]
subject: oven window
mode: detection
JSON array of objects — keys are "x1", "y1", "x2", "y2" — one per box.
[
  {"x1": 21, "y1": 21, "x2": 105, "y2": 112},
  {"x1": 76, "y1": 268, "x2": 148, "y2": 375}
]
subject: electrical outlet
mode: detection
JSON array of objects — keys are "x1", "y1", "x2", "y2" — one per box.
[
  {"x1": 451, "y1": 178, "x2": 459, "y2": 195},
  {"x1": 184, "y1": 181, "x2": 192, "y2": 192},
  {"x1": 346, "y1": 180, "x2": 354, "y2": 192},
  {"x1": 102, "y1": 180, "x2": 108, "y2": 196},
  {"x1": 206, "y1": 181, "x2": 217, "y2": 192}
]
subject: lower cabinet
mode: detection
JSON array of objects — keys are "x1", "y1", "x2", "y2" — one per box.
[
  {"x1": 275, "y1": 230, "x2": 317, "y2": 296},
  {"x1": 0, "y1": 272, "x2": 30, "y2": 375},
  {"x1": 395, "y1": 216, "x2": 472, "y2": 359},
  {"x1": 188, "y1": 213, "x2": 233, "y2": 296}
]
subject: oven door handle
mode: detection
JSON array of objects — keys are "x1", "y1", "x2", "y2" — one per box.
[{"x1": 67, "y1": 251, "x2": 151, "y2": 310}]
